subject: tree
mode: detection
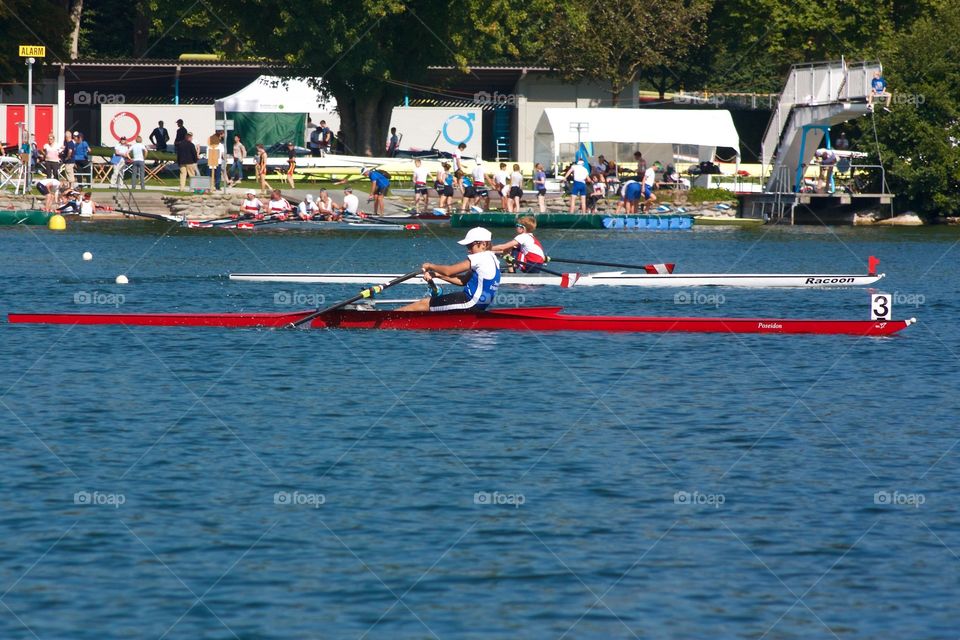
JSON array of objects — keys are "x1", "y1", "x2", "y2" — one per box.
[
  {"x1": 0, "y1": 0, "x2": 69, "y2": 79},
  {"x1": 535, "y1": 0, "x2": 713, "y2": 105},
  {"x1": 225, "y1": 0, "x2": 539, "y2": 156},
  {"x1": 869, "y1": 1, "x2": 960, "y2": 217}
]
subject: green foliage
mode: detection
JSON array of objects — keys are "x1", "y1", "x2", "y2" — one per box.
[
  {"x1": 871, "y1": 1, "x2": 960, "y2": 216},
  {"x1": 0, "y1": 0, "x2": 69, "y2": 78}
]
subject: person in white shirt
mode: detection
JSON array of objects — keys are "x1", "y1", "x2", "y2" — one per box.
[
  {"x1": 642, "y1": 161, "x2": 660, "y2": 210},
  {"x1": 111, "y1": 137, "x2": 131, "y2": 188},
  {"x1": 266, "y1": 189, "x2": 293, "y2": 219},
  {"x1": 412, "y1": 158, "x2": 430, "y2": 213},
  {"x1": 508, "y1": 164, "x2": 524, "y2": 213},
  {"x1": 42, "y1": 134, "x2": 61, "y2": 179},
  {"x1": 564, "y1": 160, "x2": 590, "y2": 213},
  {"x1": 297, "y1": 194, "x2": 320, "y2": 220},
  {"x1": 471, "y1": 161, "x2": 490, "y2": 211},
  {"x1": 35, "y1": 177, "x2": 64, "y2": 212},
  {"x1": 237, "y1": 190, "x2": 263, "y2": 219},
  {"x1": 128, "y1": 136, "x2": 148, "y2": 189},
  {"x1": 316, "y1": 189, "x2": 338, "y2": 220},
  {"x1": 493, "y1": 162, "x2": 509, "y2": 211},
  {"x1": 79, "y1": 192, "x2": 96, "y2": 217},
  {"x1": 341, "y1": 186, "x2": 360, "y2": 217}
]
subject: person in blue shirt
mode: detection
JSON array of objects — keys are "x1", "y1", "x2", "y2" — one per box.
[
  {"x1": 336, "y1": 167, "x2": 391, "y2": 216},
  {"x1": 73, "y1": 133, "x2": 90, "y2": 180},
  {"x1": 868, "y1": 71, "x2": 891, "y2": 112}
]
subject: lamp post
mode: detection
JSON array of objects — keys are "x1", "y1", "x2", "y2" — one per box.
[{"x1": 26, "y1": 56, "x2": 34, "y2": 189}]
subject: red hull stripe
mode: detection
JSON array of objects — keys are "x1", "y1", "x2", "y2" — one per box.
[{"x1": 7, "y1": 308, "x2": 915, "y2": 335}]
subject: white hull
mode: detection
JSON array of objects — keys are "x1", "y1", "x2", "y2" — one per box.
[{"x1": 230, "y1": 272, "x2": 885, "y2": 288}]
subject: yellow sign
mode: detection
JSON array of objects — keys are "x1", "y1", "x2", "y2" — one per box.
[{"x1": 19, "y1": 45, "x2": 45, "y2": 57}]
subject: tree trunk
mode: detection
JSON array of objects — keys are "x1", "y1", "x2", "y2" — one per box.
[
  {"x1": 331, "y1": 88, "x2": 396, "y2": 157},
  {"x1": 133, "y1": 2, "x2": 151, "y2": 57},
  {"x1": 68, "y1": 0, "x2": 83, "y2": 59}
]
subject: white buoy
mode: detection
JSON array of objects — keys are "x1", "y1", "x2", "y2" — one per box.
[
  {"x1": 82, "y1": 251, "x2": 93, "y2": 261},
  {"x1": 115, "y1": 275, "x2": 129, "y2": 284}
]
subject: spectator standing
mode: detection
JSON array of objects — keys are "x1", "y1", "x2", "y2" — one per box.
[
  {"x1": 111, "y1": 136, "x2": 131, "y2": 189},
  {"x1": 319, "y1": 121, "x2": 332, "y2": 155},
  {"x1": 129, "y1": 135, "x2": 148, "y2": 189},
  {"x1": 634, "y1": 151, "x2": 647, "y2": 179},
  {"x1": 62, "y1": 131, "x2": 76, "y2": 187},
  {"x1": 834, "y1": 132, "x2": 850, "y2": 151},
  {"x1": 230, "y1": 135, "x2": 246, "y2": 185},
  {"x1": 174, "y1": 119, "x2": 187, "y2": 144},
  {"x1": 564, "y1": 159, "x2": 589, "y2": 213},
  {"x1": 176, "y1": 132, "x2": 199, "y2": 191},
  {"x1": 255, "y1": 143, "x2": 271, "y2": 192},
  {"x1": 285, "y1": 142, "x2": 296, "y2": 189},
  {"x1": 42, "y1": 134, "x2": 61, "y2": 179},
  {"x1": 308, "y1": 123, "x2": 322, "y2": 157},
  {"x1": 533, "y1": 162, "x2": 547, "y2": 213},
  {"x1": 387, "y1": 127, "x2": 400, "y2": 157},
  {"x1": 150, "y1": 121, "x2": 170, "y2": 152},
  {"x1": 207, "y1": 133, "x2": 223, "y2": 190},
  {"x1": 73, "y1": 132, "x2": 90, "y2": 183}
]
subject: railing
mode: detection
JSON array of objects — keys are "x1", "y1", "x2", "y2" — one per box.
[{"x1": 760, "y1": 59, "x2": 883, "y2": 167}]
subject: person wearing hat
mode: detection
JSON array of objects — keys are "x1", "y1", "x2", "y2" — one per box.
[
  {"x1": 563, "y1": 159, "x2": 590, "y2": 213},
  {"x1": 237, "y1": 189, "x2": 263, "y2": 219},
  {"x1": 642, "y1": 160, "x2": 661, "y2": 210},
  {"x1": 397, "y1": 227, "x2": 501, "y2": 312},
  {"x1": 361, "y1": 166, "x2": 390, "y2": 216},
  {"x1": 297, "y1": 194, "x2": 320, "y2": 220},
  {"x1": 111, "y1": 136, "x2": 131, "y2": 189},
  {"x1": 492, "y1": 216, "x2": 546, "y2": 273}
]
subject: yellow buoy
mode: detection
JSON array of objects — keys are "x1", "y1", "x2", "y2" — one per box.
[{"x1": 48, "y1": 214, "x2": 66, "y2": 231}]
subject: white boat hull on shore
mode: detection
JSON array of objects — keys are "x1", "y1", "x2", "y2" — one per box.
[{"x1": 229, "y1": 272, "x2": 885, "y2": 288}]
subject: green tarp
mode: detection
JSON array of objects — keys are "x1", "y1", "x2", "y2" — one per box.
[{"x1": 227, "y1": 112, "x2": 306, "y2": 148}]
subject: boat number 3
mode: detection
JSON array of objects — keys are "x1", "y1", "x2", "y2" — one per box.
[{"x1": 871, "y1": 293, "x2": 892, "y2": 320}]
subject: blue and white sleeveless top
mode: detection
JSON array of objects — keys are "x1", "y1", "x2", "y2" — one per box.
[{"x1": 464, "y1": 251, "x2": 501, "y2": 307}]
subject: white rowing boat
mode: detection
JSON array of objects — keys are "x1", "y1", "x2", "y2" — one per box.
[{"x1": 229, "y1": 271, "x2": 885, "y2": 288}]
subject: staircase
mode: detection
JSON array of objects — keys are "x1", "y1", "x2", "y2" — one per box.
[
  {"x1": 493, "y1": 107, "x2": 511, "y2": 161},
  {"x1": 761, "y1": 60, "x2": 881, "y2": 192}
]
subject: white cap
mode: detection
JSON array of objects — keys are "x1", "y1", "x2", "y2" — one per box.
[
  {"x1": 245, "y1": 189, "x2": 256, "y2": 195},
  {"x1": 577, "y1": 159, "x2": 584, "y2": 165},
  {"x1": 457, "y1": 227, "x2": 492, "y2": 245},
  {"x1": 305, "y1": 194, "x2": 314, "y2": 202}
]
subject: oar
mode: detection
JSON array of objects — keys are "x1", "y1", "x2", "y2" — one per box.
[
  {"x1": 502, "y1": 256, "x2": 582, "y2": 288},
  {"x1": 546, "y1": 257, "x2": 675, "y2": 274},
  {"x1": 287, "y1": 269, "x2": 422, "y2": 328},
  {"x1": 114, "y1": 208, "x2": 185, "y2": 223}
]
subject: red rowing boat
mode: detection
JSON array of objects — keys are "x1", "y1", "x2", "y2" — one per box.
[{"x1": 7, "y1": 306, "x2": 916, "y2": 335}]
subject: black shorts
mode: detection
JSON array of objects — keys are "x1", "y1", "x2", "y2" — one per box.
[
  {"x1": 36, "y1": 183, "x2": 51, "y2": 195},
  {"x1": 509, "y1": 186, "x2": 523, "y2": 198},
  {"x1": 441, "y1": 185, "x2": 454, "y2": 197},
  {"x1": 475, "y1": 188, "x2": 488, "y2": 197},
  {"x1": 464, "y1": 186, "x2": 477, "y2": 198},
  {"x1": 429, "y1": 291, "x2": 484, "y2": 312},
  {"x1": 415, "y1": 185, "x2": 428, "y2": 195},
  {"x1": 537, "y1": 187, "x2": 546, "y2": 196}
]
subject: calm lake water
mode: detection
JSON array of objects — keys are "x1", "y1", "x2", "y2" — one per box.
[{"x1": 1, "y1": 220, "x2": 958, "y2": 639}]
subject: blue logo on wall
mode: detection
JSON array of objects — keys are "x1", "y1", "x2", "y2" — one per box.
[{"x1": 442, "y1": 113, "x2": 475, "y2": 146}]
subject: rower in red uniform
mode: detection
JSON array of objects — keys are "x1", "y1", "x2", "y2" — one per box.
[
  {"x1": 237, "y1": 189, "x2": 263, "y2": 219},
  {"x1": 492, "y1": 216, "x2": 546, "y2": 272},
  {"x1": 266, "y1": 189, "x2": 293, "y2": 220}
]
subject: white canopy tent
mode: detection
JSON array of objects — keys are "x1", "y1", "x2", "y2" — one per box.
[
  {"x1": 534, "y1": 108, "x2": 741, "y2": 173},
  {"x1": 215, "y1": 76, "x2": 337, "y2": 146}
]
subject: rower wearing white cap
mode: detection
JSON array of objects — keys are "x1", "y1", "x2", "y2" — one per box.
[
  {"x1": 397, "y1": 227, "x2": 501, "y2": 312},
  {"x1": 237, "y1": 189, "x2": 263, "y2": 219},
  {"x1": 297, "y1": 194, "x2": 320, "y2": 220}
]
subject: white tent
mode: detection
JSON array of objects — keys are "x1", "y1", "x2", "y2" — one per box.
[
  {"x1": 535, "y1": 108, "x2": 741, "y2": 172},
  {"x1": 215, "y1": 76, "x2": 337, "y2": 146}
]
